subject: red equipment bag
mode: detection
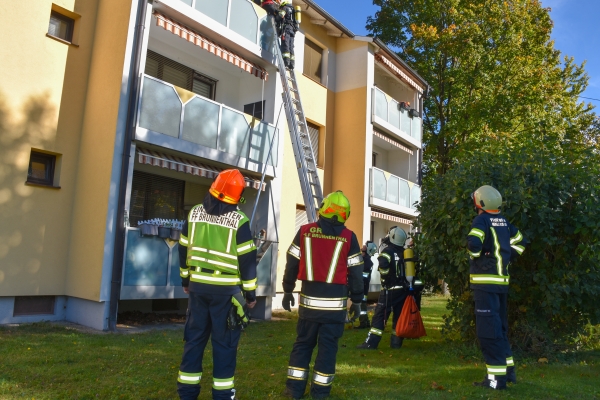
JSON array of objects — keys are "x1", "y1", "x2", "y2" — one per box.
[{"x1": 395, "y1": 295, "x2": 427, "y2": 338}]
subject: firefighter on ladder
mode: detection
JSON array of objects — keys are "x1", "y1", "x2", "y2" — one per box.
[
  {"x1": 282, "y1": 191, "x2": 364, "y2": 399},
  {"x1": 176, "y1": 169, "x2": 258, "y2": 400},
  {"x1": 262, "y1": 0, "x2": 298, "y2": 69}
]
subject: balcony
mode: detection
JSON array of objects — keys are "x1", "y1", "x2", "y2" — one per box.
[
  {"x1": 372, "y1": 87, "x2": 422, "y2": 148},
  {"x1": 370, "y1": 167, "x2": 420, "y2": 217},
  {"x1": 135, "y1": 75, "x2": 278, "y2": 174},
  {"x1": 171, "y1": 0, "x2": 276, "y2": 58}
]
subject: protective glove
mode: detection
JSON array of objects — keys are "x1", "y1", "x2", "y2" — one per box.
[
  {"x1": 282, "y1": 292, "x2": 295, "y2": 311},
  {"x1": 348, "y1": 302, "x2": 362, "y2": 322}
]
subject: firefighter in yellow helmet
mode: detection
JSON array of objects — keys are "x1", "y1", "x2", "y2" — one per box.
[
  {"x1": 278, "y1": 0, "x2": 299, "y2": 69},
  {"x1": 282, "y1": 191, "x2": 364, "y2": 399},
  {"x1": 468, "y1": 185, "x2": 526, "y2": 390},
  {"x1": 177, "y1": 169, "x2": 258, "y2": 400}
]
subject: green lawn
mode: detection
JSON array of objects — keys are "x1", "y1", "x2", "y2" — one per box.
[{"x1": 1, "y1": 296, "x2": 598, "y2": 399}]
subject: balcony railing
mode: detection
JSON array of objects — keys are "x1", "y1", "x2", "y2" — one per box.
[
  {"x1": 137, "y1": 75, "x2": 278, "y2": 167},
  {"x1": 371, "y1": 167, "x2": 420, "y2": 211},
  {"x1": 178, "y1": 0, "x2": 275, "y2": 51},
  {"x1": 372, "y1": 87, "x2": 422, "y2": 143}
]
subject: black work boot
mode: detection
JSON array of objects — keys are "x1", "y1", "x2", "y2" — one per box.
[
  {"x1": 390, "y1": 335, "x2": 403, "y2": 349},
  {"x1": 282, "y1": 387, "x2": 303, "y2": 399},
  {"x1": 473, "y1": 375, "x2": 507, "y2": 390},
  {"x1": 507, "y1": 366, "x2": 517, "y2": 384},
  {"x1": 356, "y1": 341, "x2": 377, "y2": 349},
  {"x1": 355, "y1": 304, "x2": 370, "y2": 329}
]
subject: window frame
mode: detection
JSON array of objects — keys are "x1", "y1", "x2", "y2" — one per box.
[
  {"x1": 303, "y1": 38, "x2": 324, "y2": 83},
  {"x1": 27, "y1": 151, "x2": 57, "y2": 187},
  {"x1": 48, "y1": 10, "x2": 75, "y2": 43}
]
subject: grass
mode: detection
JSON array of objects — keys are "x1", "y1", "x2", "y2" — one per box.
[{"x1": 0, "y1": 296, "x2": 598, "y2": 399}]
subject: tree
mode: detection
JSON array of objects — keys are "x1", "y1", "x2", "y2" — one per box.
[
  {"x1": 415, "y1": 147, "x2": 600, "y2": 354},
  {"x1": 367, "y1": 0, "x2": 600, "y2": 353},
  {"x1": 367, "y1": 0, "x2": 596, "y2": 175}
]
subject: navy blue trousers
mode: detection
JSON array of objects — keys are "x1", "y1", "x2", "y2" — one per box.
[
  {"x1": 286, "y1": 319, "x2": 344, "y2": 398},
  {"x1": 474, "y1": 289, "x2": 513, "y2": 379},
  {"x1": 177, "y1": 292, "x2": 240, "y2": 400}
]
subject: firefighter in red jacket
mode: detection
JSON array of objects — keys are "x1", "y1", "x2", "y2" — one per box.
[
  {"x1": 282, "y1": 191, "x2": 364, "y2": 399},
  {"x1": 261, "y1": 0, "x2": 280, "y2": 17}
]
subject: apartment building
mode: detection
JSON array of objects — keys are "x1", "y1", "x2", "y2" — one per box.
[{"x1": 0, "y1": 0, "x2": 427, "y2": 329}]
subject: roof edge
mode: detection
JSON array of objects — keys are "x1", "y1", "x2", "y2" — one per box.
[{"x1": 301, "y1": 0, "x2": 355, "y2": 38}]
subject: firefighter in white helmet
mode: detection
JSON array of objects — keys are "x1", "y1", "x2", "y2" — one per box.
[{"x1": 356, "y1": 226, "x2": 424, "y2": 350}]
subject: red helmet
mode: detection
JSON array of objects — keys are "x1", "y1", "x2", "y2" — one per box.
[{"x1": 209, "y1": 169, "x2": 246, "y2": 204}]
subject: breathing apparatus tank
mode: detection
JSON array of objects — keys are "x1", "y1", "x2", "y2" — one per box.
[
  {"x1": 404, "y1": 247, "x2": 415, "y2": 289},
  {"x1": 294, "y1": 6, "x2": 301, "y2": 23}
]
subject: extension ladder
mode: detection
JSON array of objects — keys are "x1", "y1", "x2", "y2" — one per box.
[{"x1": 271, "y1": 17, "x2": 323, "y2": 222}]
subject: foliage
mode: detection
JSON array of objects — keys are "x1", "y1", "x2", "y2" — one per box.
[
  {"x1": 367, "y1": 0, "x2": 597, "y2": 175},
  {"x1": 1, "y1": 297, "x2": 599, "y2": 399},
  {"x1": 415, "y1": 147, "x2": 600, "y2": 355}
]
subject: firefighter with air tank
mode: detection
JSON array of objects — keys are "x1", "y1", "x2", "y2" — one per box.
[{"x1": 356, "y1": 226, "x2": 424, "y2": 350}]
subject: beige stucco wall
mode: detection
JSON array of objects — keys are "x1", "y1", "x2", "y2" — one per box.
[
  {"x1": 65, "y1": 0, "x2": 134, "y2": 300},
  {"x1": 0, "y1": 0, "x2": 133, "y2": 300},
  {"x1": 0, "y1": 0, "x2": 92, "y2": 296}
]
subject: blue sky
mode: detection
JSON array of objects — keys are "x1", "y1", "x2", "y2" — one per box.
[{"x1": 314, "y1": 0, "x2": 600, "y2": 108}]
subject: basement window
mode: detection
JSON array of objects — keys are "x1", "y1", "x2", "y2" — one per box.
[
  {"x1": 13, "y1": 296, "x2": 56, "y2": 316},
  {"x1": 48, "y1": 11, "x2": 74, "y2": 43}
]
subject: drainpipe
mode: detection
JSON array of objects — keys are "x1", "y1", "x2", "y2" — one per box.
[
  {"x1": 417, "y1": 86, "x2": 429, "y2": 186},
  {"x1": 108, "y1": 0, "x2": 149, "y2": 331}
]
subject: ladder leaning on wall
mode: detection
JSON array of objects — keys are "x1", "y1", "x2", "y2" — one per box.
[{"x1": 271, "y1": 17, "x2": 323, "y2": 223}]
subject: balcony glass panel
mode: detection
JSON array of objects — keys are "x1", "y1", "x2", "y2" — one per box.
[
  {"x1": 400, "y1": 108, "x2": 411, "y2": 137},
  {"x1": 388, "y1": 100, "x2": 400, "y2": 130},
  {"x1": 398, "y1": 180, "x2": 410, "y2": 208},
  {"x1": 411, "y1": 115, "x2": 422, "y2": 141},
  {"x1": 182, "y1": 97, "x2": 219, "y2": 148},
  {"x1": 195, "y1": 0, "x2": 228, "y2": 26},
  {"x1": 180, "y1": 0, "x2": 192, "y2": 5},
  {"x1": 230, "y1": 0, "x2": 258, "y2": 43},
  {"x1": 219, "y1": 108, "x2": 251, "y2": 158},
  {"x1": 411, "y1": 185, "x2": 421, "y2": 209},
  {"x1": 374, "y1": 89, "x2": 388, "y2": 121},
  {"x1": 123, "y1": 231, "x2": 168, "y2": 286},
  {"x1": 139, "y1": 77, "x2": 182, "y2": 138},
  {"x1": 259, "y1": 15, "x2": 276, "y2": 52},
  {"x1": 387, "y1": 175, "x2": 399, "y2": 204},
  {"x1": 373, "y1": 169, "x2": 387, "y2": 201},
  {"x1": 249, "y1": 122, "x2": 278, "y2": 166}
]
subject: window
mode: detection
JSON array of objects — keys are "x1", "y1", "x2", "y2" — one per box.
[
  {"x1": 145, "y1": 50, "x2": 217, "y2": 99},
  {"x1": 27, "y1": 151, "x2": 56, "y2": 186},
  {"x1": 244, "y1": 101, "x2": 265, "y2": 120},
  {"x1": 370, "y1": 221, "x2": 375, "y2": 242},
  {"x1": 372, "y1": 152, "x2": 377, "y2": 167},
  {"x1": 14, "y1": 296, "x2": 56, "y2": 316},
  {"x1": 306, "y1": 122, "x2": 320, "y2": 166},
  {"x1": 295, "y1": 205, "x2": 308, "y2": 232},
  {"x1": 304, "y1": 38, "x2": 323, "y2": 82},
  {"x1": 129, "y1": 171, "x2": 186, "y2": 226},
  {"x1": 48, "y1": 11, "x2": 74, "y2": 42}
]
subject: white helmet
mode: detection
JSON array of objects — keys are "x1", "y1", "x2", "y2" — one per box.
[
  {"x1": 388, "y1": 226, "x2": 407, "y2": 247},
  {"x1": 365, "y1": 242, "x2": 377, "y2": 256}
]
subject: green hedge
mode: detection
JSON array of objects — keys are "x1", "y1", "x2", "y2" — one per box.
[{"x1": 416, "y1": 147, "x2": 600, "y2": 355}]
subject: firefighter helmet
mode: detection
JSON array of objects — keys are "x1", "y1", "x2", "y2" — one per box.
[
  {"x1": 365, "y1": 241, "x2": 377, "y2": 256},
  {"x1": 471, "y1": 185, "x2": 502, "y2": 214},
  {"x1": 318, "y1": 191, "x2": 350, "y2": 223},
  {"x1": 209, "y1": 169, "x2": 246, "y2": 205},
  {"x1": 388, "y1": 226, "x2": 407, "y2": 247}
]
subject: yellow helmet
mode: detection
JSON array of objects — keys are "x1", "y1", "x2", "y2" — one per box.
[
  {"x1": 318, "y1": 191, "x2": 350, "y2": 223},
  {"x1": 471, "y1": 185, "x2": 502, "y2": 214},
  {"x1": 280, "y1": 0, "x2": 293, "y2": 5}
]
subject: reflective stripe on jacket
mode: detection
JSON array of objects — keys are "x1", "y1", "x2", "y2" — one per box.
[{"x1": 297, "y1": 222, "x2": 354, "y2": 284}]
